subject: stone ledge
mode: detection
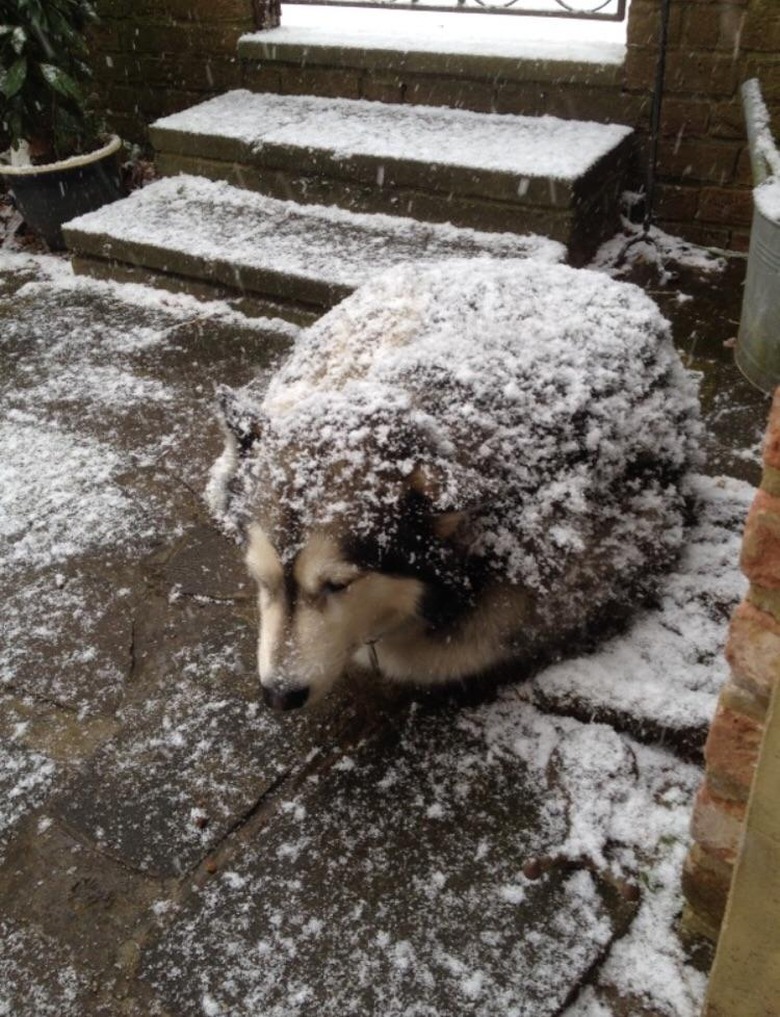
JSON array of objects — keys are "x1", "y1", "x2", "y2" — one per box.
[
  {"x1": 65, "y1": 174, "x2": 565, "y2": 315},
  {"x1": 70, "y1": 255, "x2": 323, "y2": 326},
  {"x1": 238, "y1": 36, "x2": 624, "y2": 88}
]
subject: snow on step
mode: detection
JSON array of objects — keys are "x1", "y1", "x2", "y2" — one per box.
[
  {"x1": 243, "y1": 4, "x2": 627, "y2": 67},
  {"x1": 64, "y1": 175, "x2": 564, "y2": 316},
  {"x1": 152, "y1": 89, "x2": 632, "y2": 184}
]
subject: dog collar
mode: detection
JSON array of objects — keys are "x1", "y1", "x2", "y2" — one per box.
[{"x1": 365, "y1": 639, "x2": 381, "y2": 674}]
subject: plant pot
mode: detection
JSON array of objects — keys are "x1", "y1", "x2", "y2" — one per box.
[{"x1": 0, "y1": 135, "x2": 124, "y2": 251}]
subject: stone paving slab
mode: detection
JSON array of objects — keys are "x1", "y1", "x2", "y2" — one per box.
[
  {"x1": 0, "y1": 917, "x2": 113, "y2": 1017},
  {"x1": 2, "y1": 558, "x2": 135, "y2": 713},
  {"x1": 0, "y1": 256, "x2": 292, "y2": 877},
  {"x1": 0, "y1": 819, "x2": 165, "y2": 1017},
  {"x1": 139, "y1": 703, "x2": 638, "y2": 1017},
  {"x1": 51, "y1": 581, "x2": 367, "y2": 877}
]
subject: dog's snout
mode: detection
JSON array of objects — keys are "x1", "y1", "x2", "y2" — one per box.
[{"x1": 262, "y1": 683, "x2": 310, "y2": 711}]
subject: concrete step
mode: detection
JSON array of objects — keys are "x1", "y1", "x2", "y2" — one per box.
[
  {"x1": 150, "y1": 90, "x2": 634, "y2": 264},
  {"x1": 239, "y1": 12, "x2": 641, "y2": 125},
  {"x1": 63, "y1": 174, "x2": 565, "y2": 323}
]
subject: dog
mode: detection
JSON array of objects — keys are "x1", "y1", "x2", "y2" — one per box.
[{"x1": 207, "y1": 259, "x2": 701, "y2": 710}]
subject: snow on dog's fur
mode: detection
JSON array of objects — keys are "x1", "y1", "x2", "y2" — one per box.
[{"x1": 208, "y1": 259, "x2": 701, "y2": 710}]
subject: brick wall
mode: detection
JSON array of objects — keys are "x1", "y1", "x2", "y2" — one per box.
[
  {"x1": 90, "y1": 0, "x2": 260, "y2": 146},
  {"x1": 683, "y1": 388, "x2": 780, "y2": 942},
  {"x1": 625, "y1": 0, "x2": 780, "y2": 250}
]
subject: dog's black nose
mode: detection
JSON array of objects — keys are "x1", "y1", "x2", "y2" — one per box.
[{"x1": 262, "y1": 684, "x2": 310, "y2": 711}]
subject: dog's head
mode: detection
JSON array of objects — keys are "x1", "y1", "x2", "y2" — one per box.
[
  {"x1": 243, "y1": 524, "x2": 427, "y2": 708},
  {"x1": 214, "y1": 385, "x2": 480, "y2": 709}
]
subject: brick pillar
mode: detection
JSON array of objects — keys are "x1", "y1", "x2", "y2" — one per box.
[
  {"x1": 682, "y1": 388, "x2": 780, "y2": 941},
  {"x1": 252, "y1": 0, "x2": 281, "y2": 29}
]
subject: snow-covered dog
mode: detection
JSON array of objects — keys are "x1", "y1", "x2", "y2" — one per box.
[{"x1": 208, "y1": 260, "x2": 701, "y2": 710}]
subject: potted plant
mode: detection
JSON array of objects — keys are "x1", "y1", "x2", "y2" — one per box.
[{"x1": 0, "y1": 0, "x2": 123, "y2": 249}]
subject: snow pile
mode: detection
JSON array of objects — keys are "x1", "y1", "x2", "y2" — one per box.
[
  {"x1": 591, "y1": 217, "x2": 727, "y2": 279},
  {"x1": 212, "y1": 259, "x2": 701, "y2": 615},
  {"x1": 463, "y1": 697, "x2": 709, "y2": 1016},
  {"x1": 533, "y1": 473, "x2": 753, "y2": 740}
]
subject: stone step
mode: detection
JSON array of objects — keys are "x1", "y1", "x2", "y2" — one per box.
[
  {"x1": 63, "y1": 174, "x2": 565, "y2": 322},
  {"x1": 239, "y1": 12, "x2": 640, "y2": 125},
  {"x1": 150, "y1": 90, "x2": 634, "y2": 264}
]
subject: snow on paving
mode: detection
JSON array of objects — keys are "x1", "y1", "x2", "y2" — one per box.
[
  {"x1": 0, "y1": 255, "x2": 291, "y2": 849},
  {"x1": 0, "y1": 250, "x2": 755, "y2": 1014},
  {"x1": 1, "y1": 257, "x2": 293, "y2": 577},
  {"x1": 0, "y1": 920, "x2": 86, "y2": 1017},
  {"x1": 141, "y1": 697, "x2": 708, "y2": 1017},
  {"x1": 0, "y1": 739, "x2": 56, "y2": 858}
]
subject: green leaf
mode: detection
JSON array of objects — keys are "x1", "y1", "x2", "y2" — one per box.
[
  {"x1": 1, "y1": 58, "x2": 27, "y2": 99},
  {"x1": 39, "y1": 62, "x2": 82, "y2": 101},
  {"x1": 6, "y1": 112, "x2": 23, "y2": 141},
  {"x1": 11, "y1": 26, "x2": 27, "y2": 53}
]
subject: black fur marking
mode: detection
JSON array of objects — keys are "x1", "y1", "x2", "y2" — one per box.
[
  {"x1": 344, "y1": 489, "x2": 491, "y2": 636},
  {"x1": 283, "y1": 568, "x2": 299, "y2": 610}
]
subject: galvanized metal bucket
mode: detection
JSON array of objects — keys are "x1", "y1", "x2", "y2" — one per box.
[
  {"x1": 736, "y1": 80, "x2": 780, "y2": 393},
  {"x1": 737, "y1": 199, "x2": 780, "y2": 392}
]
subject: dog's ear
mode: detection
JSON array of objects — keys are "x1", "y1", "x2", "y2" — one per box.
[
  {"x1": 407, "y1": 464, "x2": 475, "y2": 542},
  {"x1": 407, "y1": 463, "x2": 442, "y2": 502},
  {"x1": 431, "y1": 510, "x2": 470, "y2": 540},
  {"x1": 217, "y1": 385, "x2": 264, "y2": 457}
]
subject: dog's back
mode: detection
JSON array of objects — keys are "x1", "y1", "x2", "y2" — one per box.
[{"x1": 211, "y1": 259, "x2": 701, "y2": 707}]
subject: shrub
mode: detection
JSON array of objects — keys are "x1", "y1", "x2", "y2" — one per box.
[{"x1": 0, "y1": 0, "x2": 101, "y2": 162}]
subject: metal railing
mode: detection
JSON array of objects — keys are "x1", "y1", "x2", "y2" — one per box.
[{"x1": 284, "y1": 0, "x2": 626, "y2": 22}]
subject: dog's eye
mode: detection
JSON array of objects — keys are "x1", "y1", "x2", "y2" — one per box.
[{"x1": 321, "y1": 579, "x2": 351, "y2": 596}]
